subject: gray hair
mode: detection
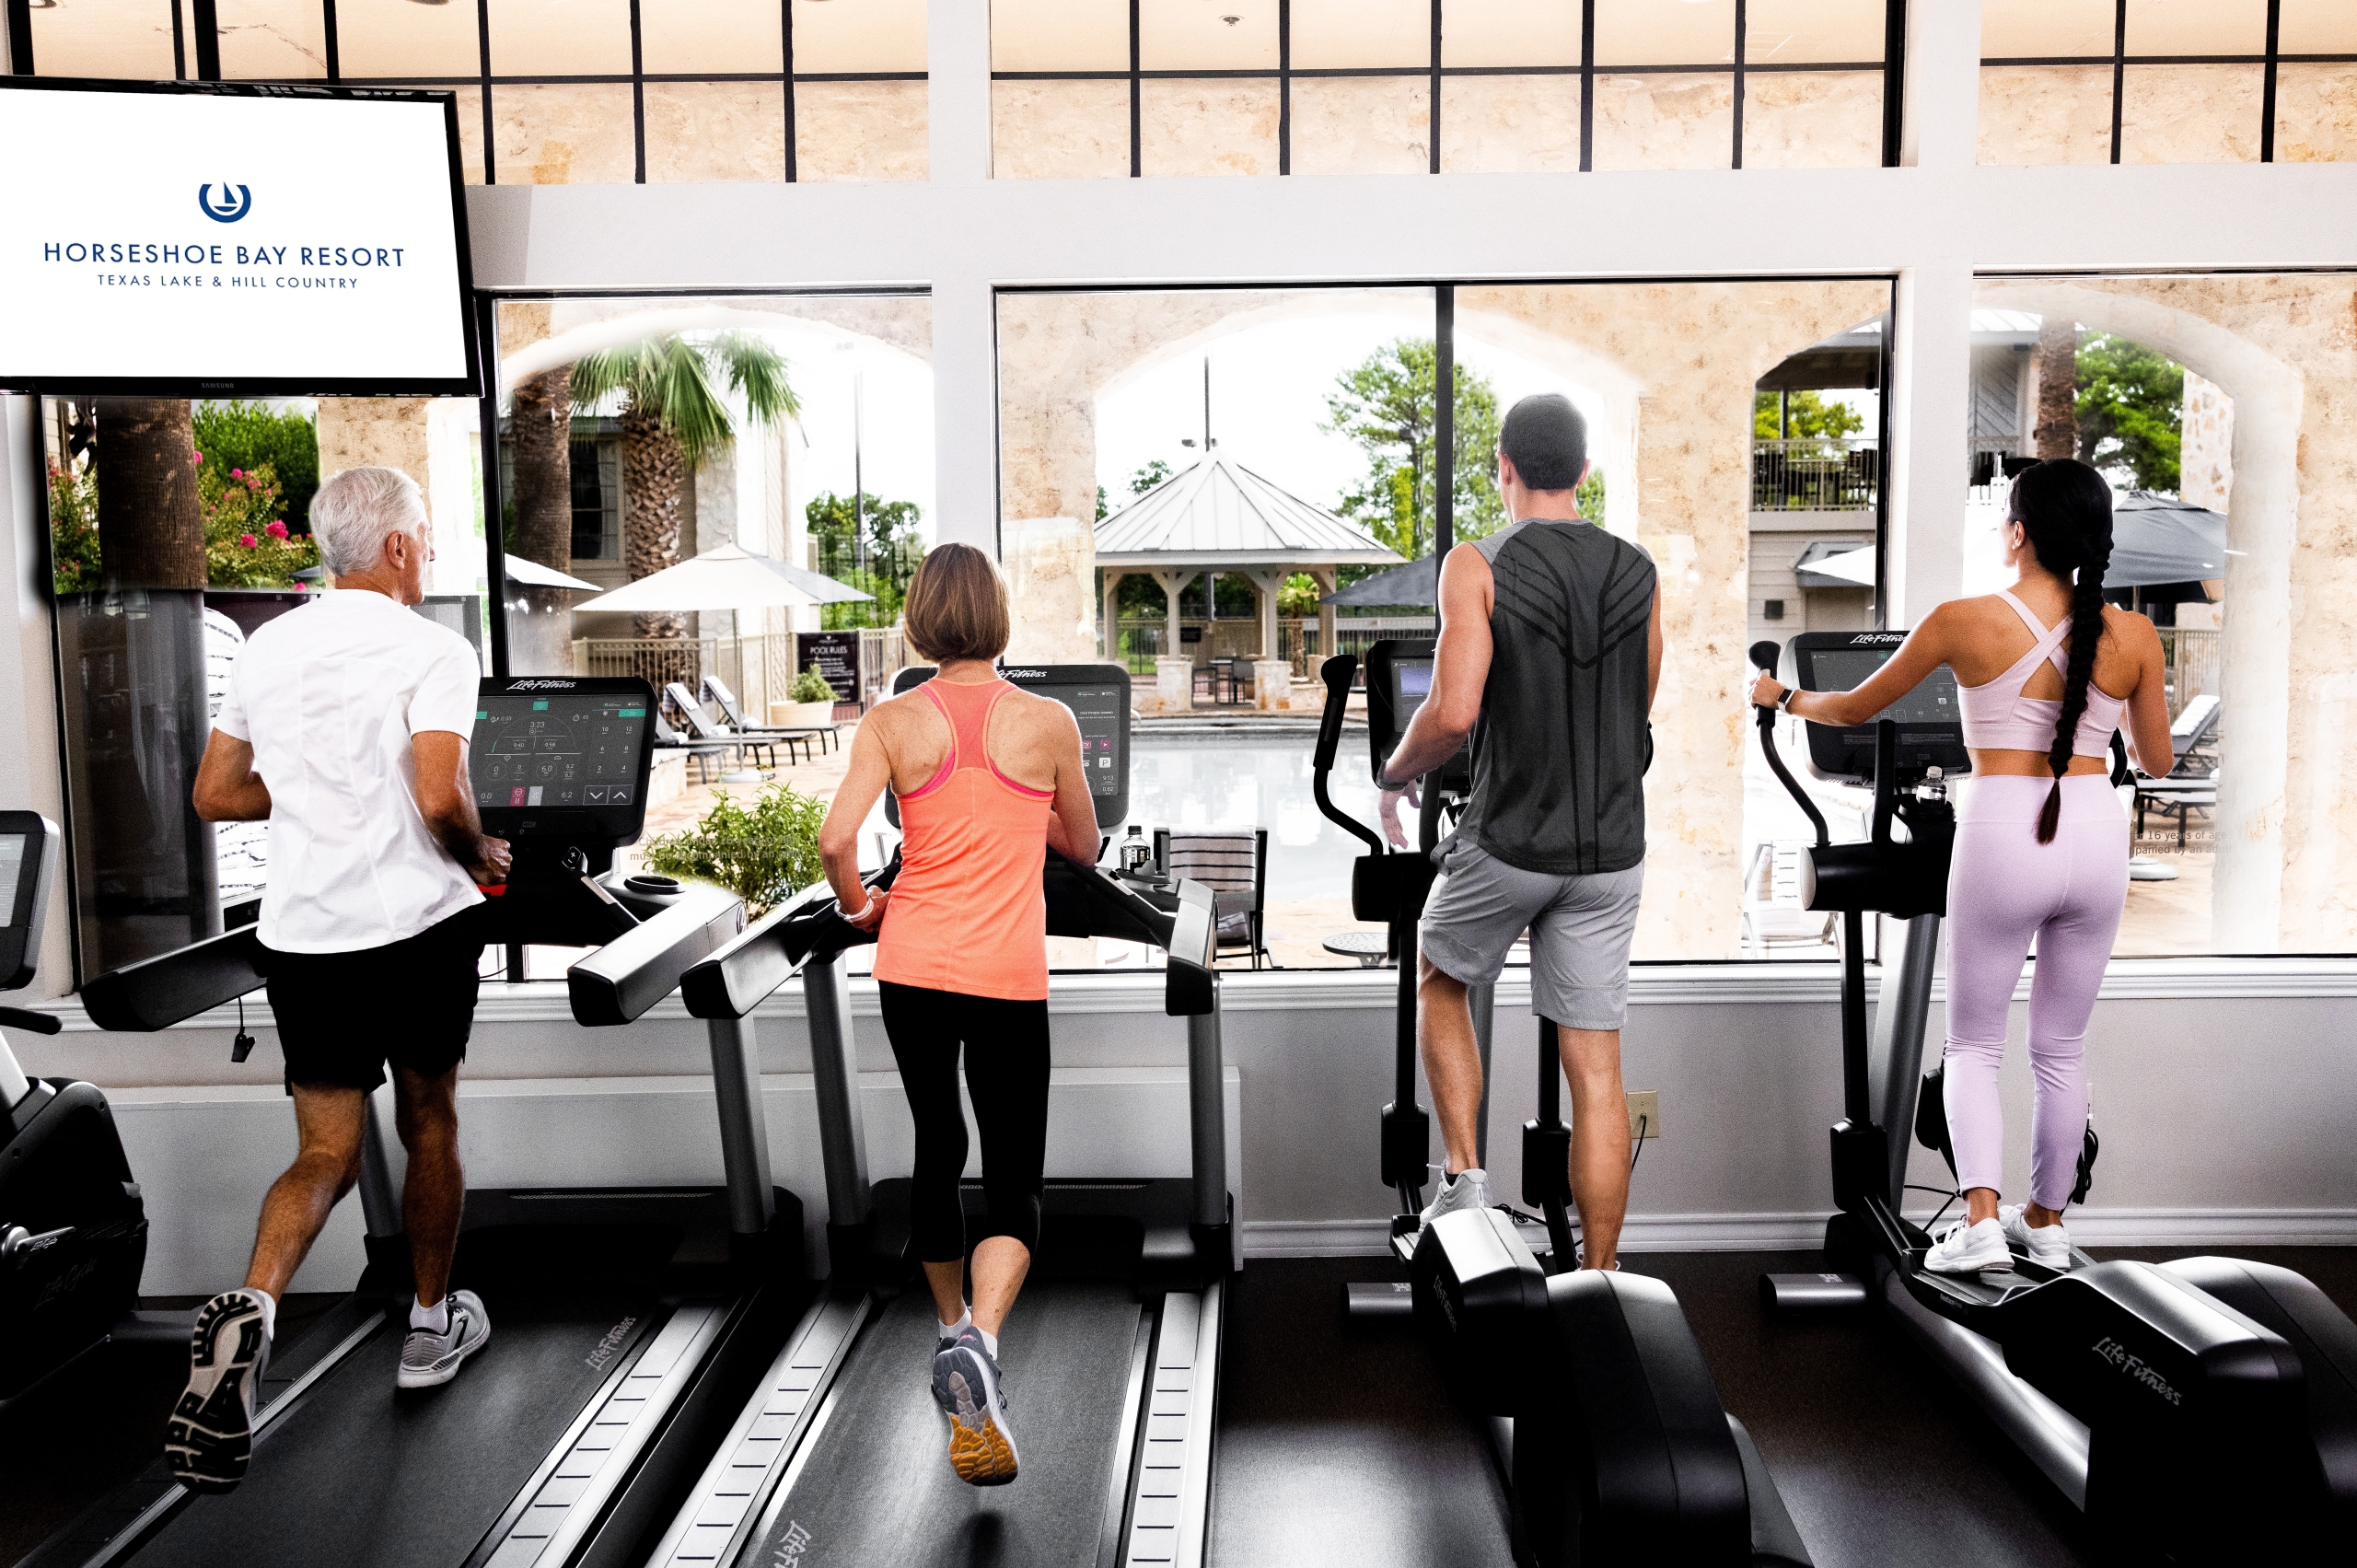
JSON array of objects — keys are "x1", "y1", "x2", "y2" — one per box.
[{"x1": 312, "y1": 466, "x2": 429, "y2": 578}]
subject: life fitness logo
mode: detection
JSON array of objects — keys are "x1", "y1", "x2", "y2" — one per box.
[{"x1": 198, "y1": 182, "x2": 253, "y2": 224}]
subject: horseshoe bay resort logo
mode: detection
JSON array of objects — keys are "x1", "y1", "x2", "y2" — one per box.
[{"x1": 197, "y1": 181, "x2": 252, "y2": 224}]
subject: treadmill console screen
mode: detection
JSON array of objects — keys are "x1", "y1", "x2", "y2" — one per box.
[
  {"x1": 0, "y1": 811, "x2": 60, "y2": 992},
  {"x1": 1789, "y1": 631, "x2": 1970, "y2": 784},
  {"x1": 470, "y1": 677, "x2": 656, "y2": 848},
  {"x1": 892, "y1": 662, "x2": 1135, "y2": 829}
]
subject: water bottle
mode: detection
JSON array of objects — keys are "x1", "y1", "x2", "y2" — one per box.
[{"x1": 1120, "y1": 824, "x2": 1153, "y2": 877}]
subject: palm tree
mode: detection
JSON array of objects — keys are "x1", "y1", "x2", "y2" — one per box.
[
  {"x1": 94, "y1": 398, "x2": 205, "y2": 587},
  {"x1": 505, "y1": 368, "x2": 576, "y2": 673},
  {"x1": 570, "y1": 332, "x2": 797, "y2": 639}
]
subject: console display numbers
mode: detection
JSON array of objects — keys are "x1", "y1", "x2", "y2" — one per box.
[{"x1": 470, "y1": 696, "x2": 648, "y2": 809}]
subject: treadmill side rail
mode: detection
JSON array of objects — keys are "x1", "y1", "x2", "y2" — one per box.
[
  {"x1": 1121, "y1": 1285, "x2": 1223, "y2": 1568},
  {"x1": 77, "y1": 926, "x2": 265, "y2": 1033},
  {"x1": 643, "y1": 1293, "x2": 870, "y2": 1568},
  {"x1": 569, "y1": 885, "x2": 746, "y2": 1027}
]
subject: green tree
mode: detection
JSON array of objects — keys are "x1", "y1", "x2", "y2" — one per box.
[
  {"x1": 48, "y1": 460, "x2": 102, "y2": 595},
  {"x1": 807, "y1": 489, "x2": 923, "y2": 631},
  {"x1": 2073, "y1": 333, "x2": 2182, "y2": 492},
  {"x1": 1753, "y1": 389, "x2": 1866, "y2": 440},
  {"x1": 571, "y1": 332, "x2": 797, "y2": 637},
  {"x1": 1097, "y1": 459, "x2": 1178, "y2": 522},
  {"x1": 1323, "y1": 339, "x2": 1504, "y2": 557},
  {"x1": 192, "y1": 401, "x2": 320, "y2": 529}
]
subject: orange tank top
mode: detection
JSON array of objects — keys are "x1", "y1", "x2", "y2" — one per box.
[{"x1": 872, "y1": 678, "x2": 1055, "y2": 1002}]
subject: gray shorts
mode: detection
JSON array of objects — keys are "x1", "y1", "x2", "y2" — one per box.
[{"x1": 1420, "y1": 841, "x2": 1645, "y2": 1031}]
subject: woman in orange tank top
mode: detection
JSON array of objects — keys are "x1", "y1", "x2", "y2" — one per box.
[{"x1": 817, "y1": 543, "x2": 1099, "y2": 1487}]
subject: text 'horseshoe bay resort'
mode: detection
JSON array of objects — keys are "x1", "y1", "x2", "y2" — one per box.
[{"x1": 41, "y1": 181, "x2": 412, "y2": 290}]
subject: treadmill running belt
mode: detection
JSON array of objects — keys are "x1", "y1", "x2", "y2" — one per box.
[
  {"x1": 134, "y1": 1295, "x2": 659, "y2": 1568},
  {"x1": 744, "y1": 1284, "x2": 1143, "y2": 1567}
]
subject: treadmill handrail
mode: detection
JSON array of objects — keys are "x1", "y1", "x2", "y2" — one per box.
[
  {"x1": 79, "y1": 925, "x2": 267, "y2": 1033},
  {"x1": 567, "y1": 883, "x2": 746, "y2": 1027},
  {"x1": 679, "y1": 880, "x2": 842, "y2": 1021}
]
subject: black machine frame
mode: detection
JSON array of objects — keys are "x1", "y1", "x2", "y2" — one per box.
[{"x1": 1750, "y1": 635, "x2": 2357, "y2": 1561}]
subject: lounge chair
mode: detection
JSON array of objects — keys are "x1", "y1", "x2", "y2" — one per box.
[
  {"x1": 652, "y1": 711, "x2": 745, "y2": 786},
  {"x1": 700, "y1": 673, "x2": 840, "y2": 757},
  {"x1": 662, "y1": 682, "x2": 806, "y2": 769}
]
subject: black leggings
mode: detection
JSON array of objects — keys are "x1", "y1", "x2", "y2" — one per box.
[{"x1": 877, "y1": 981, "x2": 1051, "y2": 1264}]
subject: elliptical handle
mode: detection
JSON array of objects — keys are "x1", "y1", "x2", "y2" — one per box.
[
  {"x1": 1750, "y1": 640, "x2": 1831, "y2": 850},
  {"x1": 1314, "y1": 656, "x2": 1386, "y2": 854}
]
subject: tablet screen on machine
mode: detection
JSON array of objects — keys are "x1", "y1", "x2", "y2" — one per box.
[
  {"x1": 1790, "y1": 631, "x2": 1970, "y2": 784},
  {"x1": 470, "y1": 678, "x2": 656, "y2": 848}
]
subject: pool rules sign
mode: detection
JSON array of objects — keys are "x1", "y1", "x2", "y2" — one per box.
[
  {"x1": 795, "y1": 633, "x2": 862, "y2": 705},
  {"x1": 0, "y1": 80, "x2": 476, "y2": 397}
]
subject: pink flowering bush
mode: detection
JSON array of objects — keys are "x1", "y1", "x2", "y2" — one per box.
[{"x1": 203, "y1": 459, "x2": 318, "y2": 587}]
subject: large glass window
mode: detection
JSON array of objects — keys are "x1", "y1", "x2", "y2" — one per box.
[
  {"x1": 19, "y1": 0, "x2": 922, "y2": 185},
  {"x1": 990, "y1": 0, "x2": 1896, "y2": 178},
  {"x1": 993, "y1": 278, "x2": 1895, "y2": 968},
  {"x1": 1981, "y1": 0, "x2": 2357, "y2": 165}
]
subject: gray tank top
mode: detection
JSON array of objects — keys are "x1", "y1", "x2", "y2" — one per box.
[{"x1": 1455, "y1": 517, "x2": 1655, "y2": 876}]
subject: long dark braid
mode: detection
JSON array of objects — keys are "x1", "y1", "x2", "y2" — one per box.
[{"x1": 2010, "y1": 459, "x2": 2118, "y2": 844}]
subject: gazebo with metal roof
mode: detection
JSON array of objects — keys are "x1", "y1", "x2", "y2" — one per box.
[{"x1": 1094, "y1": 454, "x2": 1400, "y2": 671}]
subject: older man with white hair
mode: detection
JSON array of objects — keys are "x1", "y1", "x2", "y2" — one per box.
[{"x1": 177, "y1": 466, "x2": 509, "y2": 1493}]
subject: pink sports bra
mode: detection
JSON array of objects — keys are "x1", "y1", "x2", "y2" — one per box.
[{"x1": 1956, "y1": 591, "x2": 2128, "y2": 760}]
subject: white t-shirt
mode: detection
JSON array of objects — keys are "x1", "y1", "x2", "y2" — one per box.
[{"x1": 214, "y1": 588, "x2": 485, "y2": 953}]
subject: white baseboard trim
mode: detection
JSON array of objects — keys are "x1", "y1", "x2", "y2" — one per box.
[{"x1": 1240, "y1": 1207, "x2": 2357, "y2": 1259}]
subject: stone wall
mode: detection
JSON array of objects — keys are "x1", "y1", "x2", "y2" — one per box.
[
  {"x1": 1981, "y1": 276, "x2": 2357, "y2": 951},
  {"x1": 2274, "y1": 65, "x2": 2357, "y2": 164},
  {"x1": 1982, "y1": 63, "x2": 2282, "y2": 166},
  {"x1": 2180, "y1": 370, "x2": 2234, "y2": 516}
]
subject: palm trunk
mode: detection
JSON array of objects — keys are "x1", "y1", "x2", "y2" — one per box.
[
  {"x1": 2034, "y1": 317, "x2": 2079, "y2": 460},
  {"x1": 505, "y1": 370, "x2": 576, "y2": 674},
  {"x1": 621, "y1": 404, "x2": 688, "y2": 640},
  {"x1": 94, "y1": 398, "x2": 205, "y2": 588}
]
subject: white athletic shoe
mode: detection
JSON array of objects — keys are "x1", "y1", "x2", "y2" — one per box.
[
  {"x1": 167, "y1": 1289, "x2": 273, "y2": 1493},
  {"x1": 398, "y1": 1290, "x2": 492, "y2": 1390},
  {"x1": 1923, "y1": 1217, "x2": 2010, "y2": 1275},
  {"x1": 2000, "y1": 1205, "x2": 2073, "y2": 1271},
  {"x1": 1418, "y1": 1168, "x2": 1492, "y2": 1229}
]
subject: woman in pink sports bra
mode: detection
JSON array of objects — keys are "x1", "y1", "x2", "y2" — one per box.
[
  {"x1": 817, "y1": 543, "x2": 1098, "y2": 1488},
  {"x1": 1750, "y1": 459, "x2": 2175, "y2": 1277}
]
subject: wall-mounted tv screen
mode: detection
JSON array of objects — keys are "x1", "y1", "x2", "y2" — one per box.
[{"x1": 0, "y1": 78, "x2": 477, "y2": 397}]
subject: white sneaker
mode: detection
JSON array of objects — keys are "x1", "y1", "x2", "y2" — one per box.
[
  {"x1": 1923, "y1": 1217, "x2": 2009, "y2": 1274},
  {"x1": 167, "y1": 1289, "x2": 273, "y2": 1493},
  {"x1": 2000, "y1": 1205, "x2": 2073, "y2": 1271},
  {"x1": 399, "y1": 1290, "x2": 492, "y2": 1390},
  {"x1": 1418, "y1": 1168, "x2": 1492, "y2": 1229}
]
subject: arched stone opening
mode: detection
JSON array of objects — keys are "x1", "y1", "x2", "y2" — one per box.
[
  {"x1": 1975, "y1": 279, "x2": 2341, "y2": 952},
  {"x1": 997, "y1": 280, "x2": 1889, "y2": 957}
]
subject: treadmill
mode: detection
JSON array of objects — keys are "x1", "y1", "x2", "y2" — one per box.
[
  {"x1": 28, "y1": 676, "x2": 801, "y2": 1568},
  {"x1": 1752, "y1": 633, "x2": 2357, "y2": 1562},
  {"x1": 641, "y1": 662, "x2": 1230, "y2": 1568}
]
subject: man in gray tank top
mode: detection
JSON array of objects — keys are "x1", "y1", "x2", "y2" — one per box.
[{"x1": 1376, "y1": 394, "x2": 1660, "y2": 1271}]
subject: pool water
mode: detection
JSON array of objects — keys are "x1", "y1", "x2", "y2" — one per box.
[{"x1": 1125, "y1": 729, "x2": 1386, "y2": 900}]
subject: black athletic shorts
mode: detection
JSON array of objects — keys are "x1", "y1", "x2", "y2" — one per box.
[{"x1": 261, "y1": 905, "x2": 485, "y2": 1093}]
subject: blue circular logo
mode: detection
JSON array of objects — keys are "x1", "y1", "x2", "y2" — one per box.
[{"x1": 198, "y1": 183, "x2": 253, "y2": 224}]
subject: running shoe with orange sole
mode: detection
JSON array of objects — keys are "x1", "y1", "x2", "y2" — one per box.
[{"x1": 931, "y1": 1327, "x2": 1018, "y2": 1485}]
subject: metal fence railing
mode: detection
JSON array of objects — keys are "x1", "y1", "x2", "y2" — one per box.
[
  {"x1": 1752, "y1": 437, "x2": 1879, "y2": 512},
  {"x1": 575, "y1": 626, "x2": 911, "y2": 719},
  {"x1": 1110, "y1": 616, "x2": 1437, "y2": 677},
  {"x1": 2155, "y1": 627, "x2": 2221, "y2": 722}
]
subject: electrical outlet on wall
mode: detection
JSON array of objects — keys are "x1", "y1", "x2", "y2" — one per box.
[{"x1": 1626, "y1": 1090, "x2": 1663, "y2": 1141}]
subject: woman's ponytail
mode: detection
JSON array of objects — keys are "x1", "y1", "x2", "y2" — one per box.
[{"x1": 2011, "y1": 459, "x2": 2118, "y2": 845}]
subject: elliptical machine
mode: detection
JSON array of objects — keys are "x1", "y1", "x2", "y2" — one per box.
[
  {"x1": 1750, "y1": 633, "x2": 2357, "y2": 1562},
  {"x1": 1312, "y1": 649, "x2": 1812, "y2": 1568}
]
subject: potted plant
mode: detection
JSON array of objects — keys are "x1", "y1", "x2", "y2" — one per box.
[
  {"x1": 774, "y1": 663, "x2": 839, "y2": 728},
  {"x1": 640, "y1": 784, "x2": 823, "y2": 916}
]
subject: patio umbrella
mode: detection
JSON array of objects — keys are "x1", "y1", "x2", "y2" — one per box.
[
  {"x1": 1794, "y1": 542, "x2": 1877, "y2": 587},
  {"x1": 2104, "y1": 492, "x2": 2229, "y2": 588},
  {"x1": 1320, "y1": 556, "x2": 1437, "y2": 609},
  {"x1": 572, "y1": 541, "x2": 873, "y2": 613},
  {"x1": 296, "y1": 554, "x2": 602, "y2": 591}
]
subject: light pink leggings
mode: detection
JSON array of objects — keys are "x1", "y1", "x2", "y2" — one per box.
[{"x1": 1943, "y1": 775, "x2": 2128, "y2": 1212}]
